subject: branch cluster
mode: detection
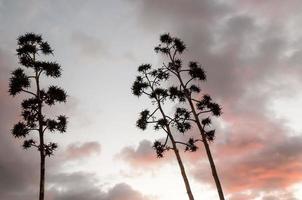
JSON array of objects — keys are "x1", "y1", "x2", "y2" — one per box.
[
  {"x1": 132, "y1": 33, "x2": 224, "y2": 158},
  {"x1": 155, "y1": 33, "x2": 222, "y2": 140},
  {"x1": 9, "y1": 33, "x2": 67, "y2": 155},
  {"x1": 132, "y1": 57, "x2": 200, "y2": 158}
]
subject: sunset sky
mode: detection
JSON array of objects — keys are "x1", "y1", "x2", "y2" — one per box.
[{"x1": 0, "y1": 0, "x2": 302, "y2": 200}]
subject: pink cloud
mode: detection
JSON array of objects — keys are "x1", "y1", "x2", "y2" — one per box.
[
  {"x1": 117, "y1": 140, "x2": 174, "y2": 168},
  {"x1": 236, "y1": 0, "x2": 302, "y2": 20},
  {"x1": 191, "y1": 109, "x2": 302, "y2": 195},
  {"x1": 65, "y1": 142, "x2": 101, "y2": 160}
]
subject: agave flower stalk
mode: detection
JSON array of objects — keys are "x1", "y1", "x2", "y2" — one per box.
[
  {"x1": 154, "y1": 33, "x2": 225, "y2": 200},
  {"x1": 9, "y1": 33, "x2": 67, "y2": 200},
  {"x1": 132, "y1": 64, "x2": 196, "y2": 200}
]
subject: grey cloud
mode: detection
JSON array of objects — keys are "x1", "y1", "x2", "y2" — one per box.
[
  {"x1": 48, "y1": 172, "x2": 152, "y2": 200},
  {"x1": 134, "y1": 0, "x2": 231, "y2": 31},
  {"x1": 117, "y1": 139, "x2": 172, "y2": 168},
  {"x1": 103, "y1": 183, "x2": 152, "y2": 200},
  {"x1": 132, "y1": 0, "x2": 301, "y2": 100},
  {"x1": 0, "y1": 50, "x2": 39, "y2": 199},
  {"x1": 47, "y1": 172, "x2": 104, "y2": 200},
  {"x1": 64, "y1": 141, "x2": 101, "y2": 160},
  {"x1": 70, "y1": 32, "x2": 109, "y2": 59}
]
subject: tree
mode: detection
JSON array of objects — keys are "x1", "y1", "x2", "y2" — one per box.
[
  {"x1": 9, "y1": 33, "x2": 67, "y2": 200},
  {"x1": 154, "y1": 33, "x2": 225, "y2": 200},
  {"x1": 132, "y1": 66, "x2": 197, "y2": 199}
]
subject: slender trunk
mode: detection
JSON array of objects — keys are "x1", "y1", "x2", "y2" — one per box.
[
  {"x1": 166, "y1": 49, "x2": 225, "y2": 199},
  {"x1": 189, "y1": 92, "x2": 225, "y2": 200},
  {"x1": 39, "y1": 144, "x2": 45, "y2": 200},
  {"x1": 38, "y1": 96, "x2": 46, "y2": 200},
  {"x1": 170, "y1": 133, "x2": 195, "y2": 200},
  {"x1": 178, "y1": 74, "x2": 225, "y2": 200},
  {"x1": 36, "y1": 64, "x2": 45, "y2": 200},
  {"x1": 198, "y1": 130, "x2": 224, "y2": 200},
  {"x1": 157, "y1": 100, "x2": 195, "y2": 200},
  {"x1": 144, "y1": 71, "x2": 194, "y2": 200}
]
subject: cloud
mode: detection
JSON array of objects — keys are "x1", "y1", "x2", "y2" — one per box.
[
  {"x1": 229, "y1": 189, "x2": 298, "y2": 200},
  {"x1": 234, "y1": 0, "x2": 302, "y2": 20},
  {"x1": 192, "y1": 134, "x2": 302, "y2": 193},
  {"x1": 133, "y1": 0, "x2": 231, "y2": 32},
  {"x1": 47, "y1": 172, "x2": 103, "y2": 200},
  {"x1": 64, "y1": 141, "x2": 101, "y2": 160},
  {"x1": 0, "y1": 48, "x2": 40, "y2": 199},
  {"x1": 48, "y1": 172, "x2": 152, "y2": 200},
  {"x1": 70, "y1": 31, "x2": 109, "y2": 59},
  {"x1": 103, "y1": 183, "x2": 153, "y2": 200},
  {"x1": 116, "y1": 139, "x2": 173, "y2": 169}
]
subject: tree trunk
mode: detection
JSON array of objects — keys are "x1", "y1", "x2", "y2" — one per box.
[
  {"x1": 188, "y1": 96, "x2": 225, "y2": 200},
  {"x1": 39, "y1": 149, "x2": 45, "y2": 200},
  {"x1": 157, "y1": 100, "x2": 195, "y2": 200},
  {"x1": 170, "y1": 133, "x2": 195, "y2": 200},
  {"x1": 36, "y1": 61, "x2": 45, "y2": 200},
  {"x1": 175, "y1": 72, "x2": 225, "y2": 200}
]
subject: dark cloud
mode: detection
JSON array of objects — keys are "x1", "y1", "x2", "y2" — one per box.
[
  {"x1": 134, "y1": 0, "x2": 231, "y2": 31},
  {"x1": 0, "y1": 48, "x2": 40, "y2": 199},
  {"x1": 47, "y1": 172, "x2": 103, "y2": 200},
  {"x1": 48, "y1": 172, "x2": 152, "y2": 200}
]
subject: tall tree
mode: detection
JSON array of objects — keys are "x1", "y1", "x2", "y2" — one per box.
[
  {"x1": 132, "y1": 64, "x2": 197, "y2": 199},
  {"x1": 9, "y1": 33, "x2": 67, "y2": 200},
  {"x1": 154, "y1": 33, "x2": 225, "y2": 200}
]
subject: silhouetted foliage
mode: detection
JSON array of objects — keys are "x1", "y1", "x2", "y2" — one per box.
[
  {"x1": 9, "y1": 33, "x2": 67, "y2": 200},
  {"x1": 154, "y1": 33, "x2": 225, "y2": 200},
  {"x1": 185, "y1": 138, "x2": 198, "y2": 152},
  {"x1": 153, "y1": 140, "x2": 166, "y2": 158},
  {"x1": 132, "y1": 39, "x2": 197, "y2": 200}
]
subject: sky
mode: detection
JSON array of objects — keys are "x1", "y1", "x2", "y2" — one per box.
[{"x1": 0, "y1": 0, "x2": 302, "y2": 200}]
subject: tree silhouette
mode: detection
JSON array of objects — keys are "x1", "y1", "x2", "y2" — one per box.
[
  {"x1": 132, "y1": 65, "x2": 197, "y2": 199},
  {"x1": 154, "y1": 33, "x2": 225, "y2": 200},
  {"x1": 9, "y1": 33, "x2": 67, "y2": 200}
]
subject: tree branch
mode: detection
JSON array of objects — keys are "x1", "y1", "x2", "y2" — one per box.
[
  {"x1": 179, "y1": 69, "x2": 190, "y2": 72},
  {"x1": 163, "y1": 134, "x2": 169, "y2": 146},
  {"x1": 197, "y1": 110, "x2": 212, "y2": 116},
  {"x1": 21, "y1": 89, "x2": 37, "y2": 97},
  {"x1": 147, "y1": 107, "x2": 159, "y2": 120},
  {"x1": 28, "y1": 128, "x2": 39, "y2": 132},
  {"x1": 175, "y1": 141, "x2": 191, "y2": 147},
  {"x1": 191, "y1": 98, "x2": 200, "y2": 103},
  {"x1": 172, "y1": 48, "x2": 177, "y2": 61},
  {"x1": 184, "y1": 77, "x2": 195, "y2": 88},
  {"x1": 31, "y1": 143, "x2": 39, "y2": 149},
  {"x1": 42, "y1": 125, "x2": 48, "y2": 133},
  {"x1": 142, "y1": 91, "x2": 151, "y2": 96},
  {"x1": 162, "y1": 62, "x2": 178, "y2": 76}
]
